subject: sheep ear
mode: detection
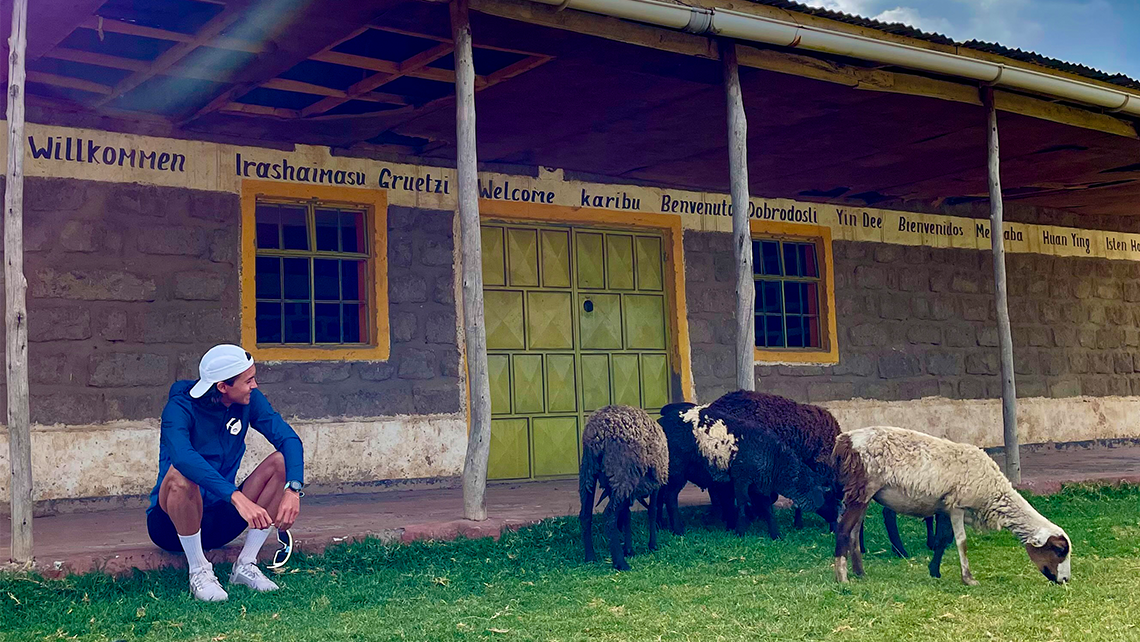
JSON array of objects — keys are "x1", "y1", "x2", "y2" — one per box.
[{"x1": 1028, "y1": 527, "x2": 1051, "y2": 547}]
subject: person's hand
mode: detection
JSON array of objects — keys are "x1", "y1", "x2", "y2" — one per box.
[
  {"x1": 232, "y1": 490, "x2": 272, "y2": 529},
  {"x1": 276, "y1": 490, "x2": 301, "y2": 531}
]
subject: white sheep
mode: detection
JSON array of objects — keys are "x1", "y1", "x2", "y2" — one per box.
[{"x1": 832, "y1": 425, "x2": 1072, "y2": 585}]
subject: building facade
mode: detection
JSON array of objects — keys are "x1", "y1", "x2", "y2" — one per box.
[{"x1": 3, "y1": 122, "x2": 1140, "y2": 508}]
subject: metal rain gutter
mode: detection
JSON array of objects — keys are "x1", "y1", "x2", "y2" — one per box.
[{"x1": 524, "y1": 0, "x2": 1140, "y2": 118}]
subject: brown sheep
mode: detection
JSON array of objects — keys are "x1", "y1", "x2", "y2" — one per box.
[{"x1": 579, "y1": 405, "x2": 669, "y2": 571}]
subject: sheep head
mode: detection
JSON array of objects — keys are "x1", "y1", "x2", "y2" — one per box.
[
  {"x1": 816, "y1": 486, "x2": 841, "y2": 527},
  {"x1": 1025, "y1": 528, "x2": 1071, "y2": 584},
  {"x1": 778, "y1": 459, "x2": 831, "y2": 517}
]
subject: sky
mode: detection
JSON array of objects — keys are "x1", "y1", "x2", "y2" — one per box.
[{"x1": 797, "y1": 0, "x2": 1140, "y2": 81}]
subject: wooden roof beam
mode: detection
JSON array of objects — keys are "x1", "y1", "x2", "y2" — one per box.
[
  {"x1": 261, "y1": 77, "x2": 346, "y2": 97},
  {"x1": 27, "y1": 70, "x2": 112, "y2": 95},
  {"x1": 43, "y1": 47, "x2": 147, "y2": 72},
  {"x1": 478, "y1": 54, "x2": 551, "y2": 90},
  {"x1": 93, "y1": 7, "x2": 246, "y2": 108},
  {"x1": 45, "y1": 50, "x2": 248, "y2": 85},
  {"x1": 219, "y1": 102, "x2": 299, "y2": 118},
  {"x1": 26, "y1": 93, "x2": 174, "y2": 124},
  {"x1": 309, "y1": 51, "x2": 398, "y2": 74},
  {"x1": 368, "y1": 23, "x2": 542, "y2": 57},
  {"x1": 43, "y1": 48, "x2": 236, "y2": 84},
  {"x1": 259, "y1": 78, "x2": 410, "y2": 105},
  {"x1": 78, "y1": 16, "x2": 267, "y2": 54},
  {"x1": 308, "y1": 51, "x2": 455, "y2": 83},
  {"x1": 301, "y1": 42, "x2": 453, "y2": 117}
]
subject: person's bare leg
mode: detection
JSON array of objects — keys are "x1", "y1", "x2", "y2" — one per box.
[
  {"x1": 239, "y1": 452, "x2": 287, "y2": 515},
  {"x1": 159, "y1": 466, "x2": 203, "y2": 535}
]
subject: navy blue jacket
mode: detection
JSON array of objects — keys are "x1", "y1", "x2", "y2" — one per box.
[{"x1": 148, "y1": 380, "x2": 304, "y2": 513}]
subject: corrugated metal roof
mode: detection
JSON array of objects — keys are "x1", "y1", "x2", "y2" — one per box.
[{"x1": 743, "y1": 0, "x2": 1140, "y2": 92}]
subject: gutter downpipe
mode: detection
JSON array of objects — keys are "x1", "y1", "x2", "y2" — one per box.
[{"x1": 528, "y1": 0, "x2": 1140, "y2": 118}]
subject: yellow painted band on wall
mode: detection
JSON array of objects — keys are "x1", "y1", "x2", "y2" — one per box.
[{"x1": 10, "y1": 121, "x2": 1140, "y2": 265}]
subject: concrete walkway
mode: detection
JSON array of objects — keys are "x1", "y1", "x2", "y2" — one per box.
[{"x1": 3, "y1": 443, "x2": 1140, "y2": 576}]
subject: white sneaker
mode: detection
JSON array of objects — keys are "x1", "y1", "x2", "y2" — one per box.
[
  {"x1": 189, "y1": 565, "x2": 229, "y2": 602},
  {"x1": 229, "y1": 562, "x2": 280, "y2": 592}
]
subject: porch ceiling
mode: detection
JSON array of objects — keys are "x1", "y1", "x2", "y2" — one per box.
[{"x1": 10, "y1": 0, "x2": 1140, "y2": 217}]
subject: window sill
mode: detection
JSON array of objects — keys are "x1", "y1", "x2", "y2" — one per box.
[
  {"x1": 249, "y1": 344, "x2": 390, "y2": 362},
  {"x1": 754, "y1": 347, "x2": 839, "y2": 366}
]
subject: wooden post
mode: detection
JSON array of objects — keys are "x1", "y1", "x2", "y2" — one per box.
[
  {"x1": 722, "y1": 42, "x2": 755, "y2": 392},
  {"x1": 5, "y1": 0, "x2": 33, "y2": 562},
  {"x1": 452, "y1": 0, "x2": 491, "y2": 521},
  {"x1": 982, "y1": 86, "x2": 1020, "y2": 485}
]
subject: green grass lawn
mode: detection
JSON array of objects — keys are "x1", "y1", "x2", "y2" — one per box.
[{"x1": 4, "y1": 485, "x2": 1140, "y2": 642}]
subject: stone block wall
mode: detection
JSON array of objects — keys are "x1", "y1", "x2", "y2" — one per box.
[
  {"x1": 255, "y1": 205, "x2": 461, "y2": 418},
  {"x1": 0, "y1": 178, "x2": 241, "y2": 425},
  {"x1": 1, "y1": 178, "x2": 460, "y2": 425},
  {"x1": 685, "y1": 230, "x2": 1140, "y2": 406}
]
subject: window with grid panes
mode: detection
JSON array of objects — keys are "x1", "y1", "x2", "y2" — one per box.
[
  {"x1": 752, "y1": 239, "x2": 823, "y2": 350},
  {"x1": 254, "y1": 199, "x2": 370, "y2": 346}
]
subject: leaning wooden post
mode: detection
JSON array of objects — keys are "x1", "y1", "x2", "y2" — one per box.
[
  {"x1": 5, "y1": 0, "x2": 33, "y2": 562},
  {"x1": 722, "y1": 41, "x2": 755, "y2": 392},
  {"x1": 982, "y1": 86, "x2": 1020, "y2": 484},
  {"x1": 452, "y1": 0, "x2": 491, "y2": 521}
]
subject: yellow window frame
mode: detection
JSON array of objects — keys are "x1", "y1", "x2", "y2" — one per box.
[
  {"x1": 750, "y1": 220, "x2": 838, "y2": 365},
  {"x1": 240, "y1": 179, "x2": 390, "y2": 362}
]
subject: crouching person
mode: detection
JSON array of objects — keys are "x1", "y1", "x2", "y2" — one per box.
[{"x1": 146, "y1": 344, "x2": 305, "y2": 602}]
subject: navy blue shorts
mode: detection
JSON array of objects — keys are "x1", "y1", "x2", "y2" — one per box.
[{"x1": 147, "y1": 500, "x2": 249, "y2": 553}]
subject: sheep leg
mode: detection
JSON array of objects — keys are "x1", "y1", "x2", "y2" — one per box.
[
  {"x1": 580, "y1": 464, "x2": 598, "y2": 563},
  {"x1": 707, "y1": 486, "x2": 723, "y2": 525},
  {"x1": 949, "y1": 508, "x2": 979, "y2": 586},
  {"x1": 928, "y1": 512, "x2": 953, "y2": 578},
  {"x1": 753, "y1": 492, "x2": 780, "y2": 540},
  {"x1": 883, "y1": 507, "x2": 910, "y2": 558},
  {"x1": 606, "y1": 497, "x2": 631, "y2": 571},
  {"x1": 733, "y1": 477, "x2": 752, "y2": 537},
  {"x1": 925, "y1": 516, "x2": 936, "y2": 551},
  {"x1": 793, "y1": 507, "x2": 804, "y2": 529},
  {"x1": 647, "y1": 490, "x2": 660, "y2": 551},
  {"x1": 667, "y1": 487, "x2": 684, "y2": 536},
  {"x1": 621, "y1": 500, "x2": 634, "y2": 557},
  {"x1": 834, "y1": 500, "x2": 869, "y2": 583},
  {"x1": 719, "y1": 484, "x2": 738, "y2": 530}
]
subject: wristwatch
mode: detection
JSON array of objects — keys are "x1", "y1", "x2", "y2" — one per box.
[{"x1": 284, "y1": 480, "x2": 304, "y2": 497}]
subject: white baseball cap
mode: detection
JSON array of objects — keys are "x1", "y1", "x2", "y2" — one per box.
[{"x1": 189, "y1": 344, "x2": 255, "y2": 398}]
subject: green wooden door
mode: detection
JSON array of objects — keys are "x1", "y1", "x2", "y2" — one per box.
[{"x1": 483, "y1": 223, "x2": 672, "y2": 480}]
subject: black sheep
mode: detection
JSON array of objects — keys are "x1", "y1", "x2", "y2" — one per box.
[
  {"x1": 704, "y1": 390, "x2": 842, "y2": 534},
  {"x1": 658, "y1": 402, "x2": 827, "y2": 537},
  {"x1": 657, "y1": 402, "x2": 732, "y2": 534},
  {"x1": 707, "y1": 390, "x2": 926, "y2": 552}
]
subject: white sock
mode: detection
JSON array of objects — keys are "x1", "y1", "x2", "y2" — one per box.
[
  {"x1": 237, "y1": 528, "x2": 272, "y2": 566},
  {"x1": 178, "y1": 531, "x2": 210, "y2": 573}
]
